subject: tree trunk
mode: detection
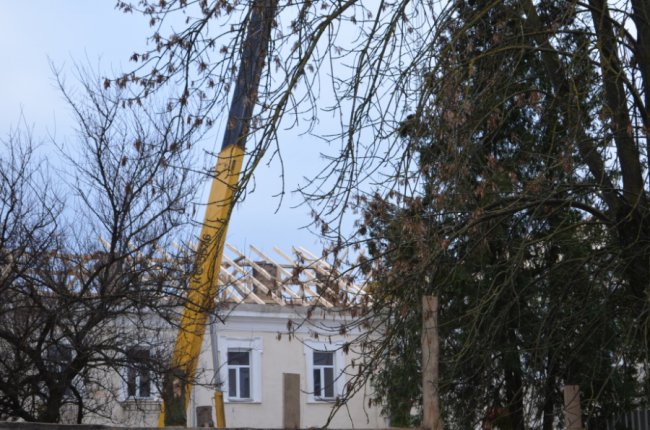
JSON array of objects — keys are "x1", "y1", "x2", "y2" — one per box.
[
  {"x1": 541, "y1": 371, "x2": 556, "y2": 430},
  {"x1": 422, "y1": 295, "x2": 442, "y2": 430},
  {"x1": 503, "y1": 330, "x2": 526, "y2": 430},
  {"x1": 40, "y1": 392, "x2": 62, "y2": 423}
]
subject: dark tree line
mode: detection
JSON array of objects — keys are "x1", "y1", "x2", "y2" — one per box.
[{"x1": 352, "y1": 1, "x2": 650, "y2": 428}]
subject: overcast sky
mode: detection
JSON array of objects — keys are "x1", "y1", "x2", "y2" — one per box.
[{"x1": 0, "y1": 1, "x2": 331, "y2": 257}]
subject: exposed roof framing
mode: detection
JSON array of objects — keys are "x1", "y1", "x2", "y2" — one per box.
[
  {"x1": 217, "y1": 244, "x2": 366, "y2": 308},
  {"x1": 18, "y1": 242, "x2": 366, "y2": 309}
]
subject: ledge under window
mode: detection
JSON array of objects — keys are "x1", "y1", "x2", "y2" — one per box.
[{"x1": 120, "y1": 398, "x2": 162, "y2": 412}]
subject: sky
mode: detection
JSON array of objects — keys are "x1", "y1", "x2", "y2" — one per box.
[{"x1": 0, "y1": 1, "x2": 331, "y2": 257}]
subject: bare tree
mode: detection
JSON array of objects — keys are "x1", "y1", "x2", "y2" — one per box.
[{"x1": 0, "y1": 71, "x2": 201, "y2": 423}]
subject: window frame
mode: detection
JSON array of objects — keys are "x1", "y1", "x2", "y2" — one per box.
[
  {"x1": 218, "y1": 337, "x2": 262, "y2": 403},
  {"x1": 227, "y1": 349, "x2": 252, "y2": 400},
  {"x1": 44, "y1": 343, "x2": 75, "y2": 398},
  {"x1": 45, "y1": 343, "x2": 73, "y2": 374},
  {"x1": 312, "y1": 351, "x2": 336, "y2": 400},
  {"x1": 303, "y1": 340, "x2": 345, "y2": 403},
  {"x1": 123, "y1": 346, "x2": 155, "y2": 400}
]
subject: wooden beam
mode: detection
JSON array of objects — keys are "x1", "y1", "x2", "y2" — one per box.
[
  {"x1": 563, "y1": 385, "x2": 583, "y2": 430},
  {"x1": 283, "y1": 373, "x2": 301, "y2": 429},
  {"x1": 254, "y1": 246, "x2": 333, "y2": 307},
  {"x1": 422, "y1": 295, "x2": 442, "y2": 430},
  {"x1": 293, "y1": 247, "x2": 366, "y2": 297},
  {"x1": 227, "y1": 244, "x2": 302, "y2": 301},
  {"x1": 219, "y1": 265, "x2": 267, "y2": 305},
  {"x1": 222, "y1": 252, "x2": 287, "y2": 305}
]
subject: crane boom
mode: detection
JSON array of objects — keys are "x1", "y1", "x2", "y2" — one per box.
[{"x1": 159, "y1": 1, "x2": 278, "y2": 426}]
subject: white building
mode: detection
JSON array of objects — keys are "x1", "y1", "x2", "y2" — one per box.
[{"x1": 106, "y1": 245, "x2": 384, "y2": 428}]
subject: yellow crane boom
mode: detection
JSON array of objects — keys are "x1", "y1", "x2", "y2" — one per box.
[{"x1": 159, "y1": 1, "x2": 278, "y2": 426}]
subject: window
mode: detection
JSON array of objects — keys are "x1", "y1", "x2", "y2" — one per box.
[
  {"x1": 227, "y1": 350, "x2": 251, "y2": 399},
  {"x1": 45, "y1": 343, "x2": 74, "y2": 397},
  {"x1": 218, "y1": 337, "x2": 262, "y2": 403},
  {"x1": 312, "y1": 351, "x2": 335, "y2": 399},
  {"x1": 304, "y1": 341, "x2": 345, "y2": 402},
  {"x1": 46, "y1": 344, "x2": 73, "y2": 374},
  {"x1": 126, "y1": 347, "x2": 151, "y2": 399}
]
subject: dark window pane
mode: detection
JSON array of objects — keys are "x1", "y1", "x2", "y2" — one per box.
[
  {"x1": 324, "y1": 367, "x2": 334, "y2": 398},
  {"x1": 47, "y1": 344, "x2": 73, "y2": 373},
  {"x1": 228, "y1": 368, "x2": 237, "y2": 397},
  {"x1": 128, "y1": 347, "x2": 150, "y2": 361},
  {"x1": 126, "y1": 347, "x2": 151, "y2": 398},
  {"x1": 313, "y1": 351, "x2": 333, "y2": 366},
  {"x1": 140, "y1": 370, "x2": 151, "y2": 397},
  {"x1": 127, "y1": 368, "x2": 136, "y2": 397},
  {"x1": 59, "y1": 346, "x2": 73, "y2": 366},
  {"x1": 240, "y1": 368, "x2": 250, "y2": 398},
  {"x1": 313, "y1": 369, "x2": 321, "y2": 396},
  {"x1": 228, "y1": 350, "x2": 250, "y2": 365}
]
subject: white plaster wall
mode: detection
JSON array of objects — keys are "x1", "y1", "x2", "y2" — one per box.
[
  {"x1": 196, "y1": 304, "x2": 385, "y2": 429},
  {"x1": 74, "y1": 304, "x2": 385, "y2": 428},
  {"x1": 59, "y1": 313, "x2": 172, "y2": 427},
  {"x1": 190, "y1": 324, "x2": 220, "y2": 427}
]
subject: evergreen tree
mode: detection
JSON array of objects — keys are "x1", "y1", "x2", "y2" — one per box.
[{"x1": 357, "y1": 1, "x2": 648, "y2": 428}]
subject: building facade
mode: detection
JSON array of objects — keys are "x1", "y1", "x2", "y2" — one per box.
[{"x1": 96, "y1": 245, "x2": 383, "y2": 428}]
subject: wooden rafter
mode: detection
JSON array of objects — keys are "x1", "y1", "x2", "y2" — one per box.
[
  {"x1": 217, "y1": 244, "x2": 366, "y2": 308},
  {"x1": 29, "y1": 243, "x2": 366, "y2": 309}
]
